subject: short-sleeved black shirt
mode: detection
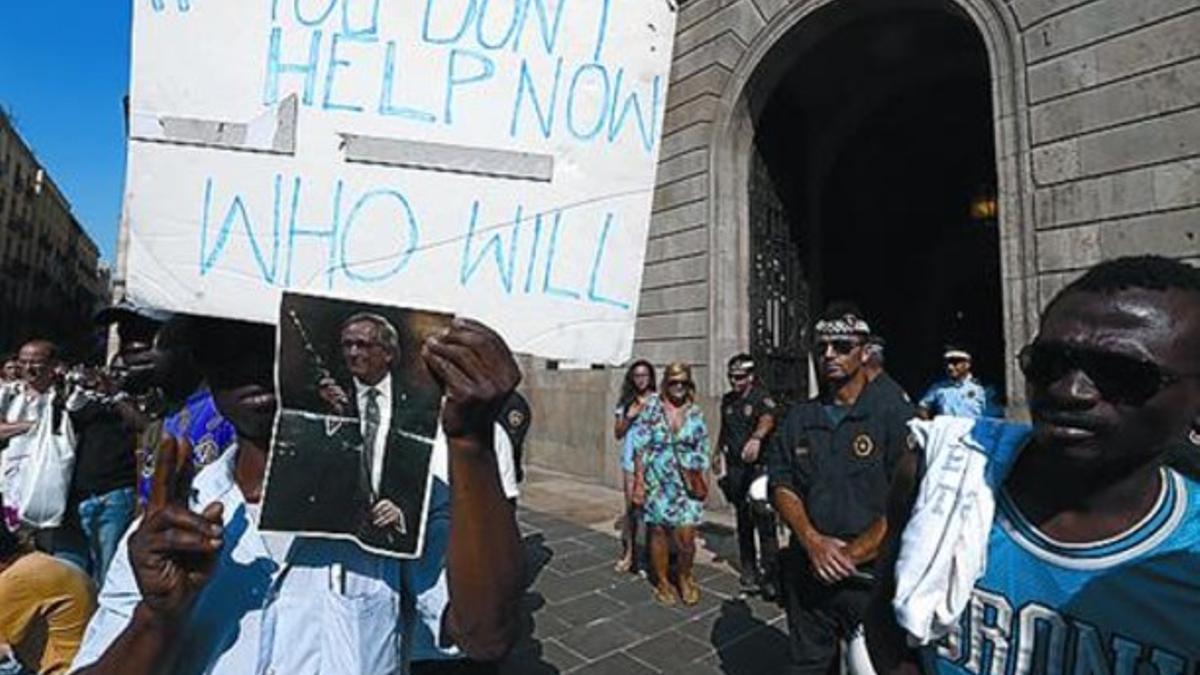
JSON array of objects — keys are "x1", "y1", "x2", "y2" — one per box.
[
  {"x1": 870, "y1": 372, "x2": 912, "y2": 406},
  {"x1": 766, "y1": 376, "x2": 914, "y2": 540},
  {"x1": 70, "y1": 400, "x2": 137, "y2": 499},
  {"x1": 718, "y1": 385, "x2": 778, "y2": 463}
]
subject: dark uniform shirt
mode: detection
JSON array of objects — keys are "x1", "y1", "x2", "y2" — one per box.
[
  {"x1": 497, "y1": 392, "x2": 532, "y2": 482},
  {"x1": 870, "y1": 372, "x2": 911, "y2": 406},
  {"x1": 719, "y1": 385, "x2": 777, "y2": 463},
  {"x1": 767, "y1": 376, "x2": 914, "y2": 541}
]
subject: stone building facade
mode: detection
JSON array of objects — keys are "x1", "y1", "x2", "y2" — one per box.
[
  {"x1": 0, "y1": 111, "x2": 107, "y2": 356},
  {"x1": 523, "y1": 0, "x2": 1200, "y2": 488}
]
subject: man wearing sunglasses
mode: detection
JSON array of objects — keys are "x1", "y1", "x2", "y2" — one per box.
[
  {"x1": 867, "y1": 255, "x2": 1200, "y2": 675},
  {"x1": 767, "y1": 304, "x2": 915, "y2": 673},
  {"x1": 716, "y1": 354, "x2": 780, "y2": 599},
  {"x1": 916, "y1": 345, "x2": 1002, "y2": 420}
]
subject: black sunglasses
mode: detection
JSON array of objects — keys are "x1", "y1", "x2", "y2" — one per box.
[
  {"x1": 1018, "y1": 342, "x2": 1200, "y2": 405},
  {"x1": 814, "y1": 339, "x2": 861, "y2": 355}
]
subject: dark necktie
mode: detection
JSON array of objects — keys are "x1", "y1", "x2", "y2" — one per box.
[{"x1": 363, "y1": 387, "x2": 381, "y2": 496}]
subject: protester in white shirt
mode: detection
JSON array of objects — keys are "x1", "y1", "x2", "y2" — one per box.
[
  {"x1": 0, "y1": 341, "x2": 78, "y2": 560},
  {"x1": 71, "y1": 316, "x2": 524, "y2": 675}
]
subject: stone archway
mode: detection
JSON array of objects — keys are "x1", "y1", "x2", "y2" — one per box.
[{"x1": 703, "y1": 0, "x2": 1038, "y2": 407}]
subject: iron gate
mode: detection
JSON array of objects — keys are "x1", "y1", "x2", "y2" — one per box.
[{"x1": 748, "y1": 146, "x2": 809, "y2": 402}]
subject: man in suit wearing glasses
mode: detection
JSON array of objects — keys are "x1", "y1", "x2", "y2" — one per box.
[{"x1": 316, "y1": 313, "x2": 439, "y2": 551}]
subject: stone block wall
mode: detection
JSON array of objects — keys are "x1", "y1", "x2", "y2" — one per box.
[
  {"x1": 522, "y1": 0, "x2": 1200, "y2": 486},
  {"x1": 1019, "y1": 0, "x2": 1200, "y2": 302}
]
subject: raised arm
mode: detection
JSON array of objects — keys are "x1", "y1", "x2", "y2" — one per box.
[
  {"x1": 422, "y1": 319, "x2": 524, "y2": 662},
  {"x1": 73, "y1": 438, "x2": 224, "y2": 675}
]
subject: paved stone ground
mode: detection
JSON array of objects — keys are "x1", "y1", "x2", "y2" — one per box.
[{"x1": 498, "y1": 468, "x2": 792, "y2": 674}]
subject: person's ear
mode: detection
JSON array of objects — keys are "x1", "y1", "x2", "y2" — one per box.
[{"x1": 1189, "y1": 413, "x2": 1200, "y2": 447}]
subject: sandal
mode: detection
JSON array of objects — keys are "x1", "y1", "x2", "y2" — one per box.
[
  {"x1": 679, "y1": 576, "x2": 701, "y2": 606},
  {"x1": 652, "y1": 584, "x2": 678, "y2": 607},
  {"x1": 614, "y1": 556, "x2": 633, "y2": 573}
]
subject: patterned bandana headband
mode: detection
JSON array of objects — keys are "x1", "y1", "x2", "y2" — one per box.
[
  {"x1": 729, "y1": 358, "x2": 755, "y2": 374},
  {"x1": 814, "y1": 314, "x2": 872, "y2": 338}
]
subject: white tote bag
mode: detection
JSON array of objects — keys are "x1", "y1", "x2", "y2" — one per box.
[{"x1": 8, "y1": 390, "x2": 76, "y2": 528}]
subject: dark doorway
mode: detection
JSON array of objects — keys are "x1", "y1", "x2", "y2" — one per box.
[{"x1": 747, "y1": 4, "x2": 1004, "y2": 401}]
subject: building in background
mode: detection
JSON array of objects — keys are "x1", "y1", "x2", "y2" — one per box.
[
  {"x1": 0, "y1": 109, "x2": 108, "y2": 358},
  {"x1": 107, "y1": 0, "x2": 1200, "y2": 489},
  {"x1": 522, "y1": 0, "x2": 1200, "y2": 489}
]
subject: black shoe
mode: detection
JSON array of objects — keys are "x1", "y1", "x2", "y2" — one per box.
[
  {"x1": 759, "y1": 576, "x2": 779, "y2": 602},
  {"x1": 738, "y1": 569, "x2": 757, "y2": 589}
]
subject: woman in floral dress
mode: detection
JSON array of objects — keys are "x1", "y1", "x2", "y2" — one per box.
[{"x1": 629, "y1": 362, "x2": 710, "y2": 606}]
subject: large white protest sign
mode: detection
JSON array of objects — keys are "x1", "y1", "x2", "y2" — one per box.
[{"x1": 124, "y1": 0, "x2": 678, "y2": 364}]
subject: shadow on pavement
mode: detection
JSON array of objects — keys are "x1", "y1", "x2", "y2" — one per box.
[
  {"x1": 499, "y1": 507, "x2": 792, "y2": 674},
  {"x1": 500, "y1": 533, "x2": 562, "y2": 674},
  {"x1": 697, "y1": 520, "x2": 739, "y2": 569},
  {"x1": 709, "y1": 599, "x2": 792, "y2": 674}
]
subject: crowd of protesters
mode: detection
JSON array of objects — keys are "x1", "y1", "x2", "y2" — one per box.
[
  {"x1": 1, "y1": 254, "x2": 1199, "y2": 674},
  {"x1": 0, "y1": 303, "x2": 530, "y2": 675}
]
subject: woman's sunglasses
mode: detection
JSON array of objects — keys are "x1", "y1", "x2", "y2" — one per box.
[
  {"x1": 1018, "y1": 342, "x2": 1200, "y2": 405},
  {"x1": 667, "y1": 379, "x2": 692, "y2": 389}
]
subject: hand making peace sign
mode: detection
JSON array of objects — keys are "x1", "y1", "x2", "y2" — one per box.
[{"x1": 127, "y1": 436, "x2": 225, "y2": 622}]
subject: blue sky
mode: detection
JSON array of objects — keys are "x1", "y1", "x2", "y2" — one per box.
[{"x1": 1, "y1": 4, "x2": 132, "y2": 263}]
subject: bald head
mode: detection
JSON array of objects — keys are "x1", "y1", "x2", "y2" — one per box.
[{"x1": 18, "y1": 340, "x2": 58, "y2": 391}]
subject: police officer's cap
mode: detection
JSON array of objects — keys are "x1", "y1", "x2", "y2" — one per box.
[
  {"x1": 943, "y1": 344, "x2": 972, "y2": 361},
  {"x1": 727, "y1": 353, "x2": 755, "y2": 375}
]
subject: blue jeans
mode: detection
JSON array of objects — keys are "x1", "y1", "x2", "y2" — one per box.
[{"x1": 76, "y1": 487, "x2": 137, "y2": 584}]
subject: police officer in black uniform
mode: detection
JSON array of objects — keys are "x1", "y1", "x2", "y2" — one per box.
[
  {"x1": 716, "y1": 353, "x2": 780, "y2": 598},
  {"x1": 767, "y1": 305, "x2": 914, "y2": 674},
  {"x1": 863, "y1": 334, "x2": 912, "y2": 405}
]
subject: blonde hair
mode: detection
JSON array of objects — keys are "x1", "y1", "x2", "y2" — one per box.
[{"x1": 661, "y1": 362, "x2": 695, "y2": 403}]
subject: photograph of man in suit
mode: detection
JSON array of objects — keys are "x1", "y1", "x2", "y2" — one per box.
[
  {"x1": 262, "y1": 298, "x2": 444, "y2": 558},
  {"x1": 315, "y1": 312, "x2": 440, "y2": 551}
]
